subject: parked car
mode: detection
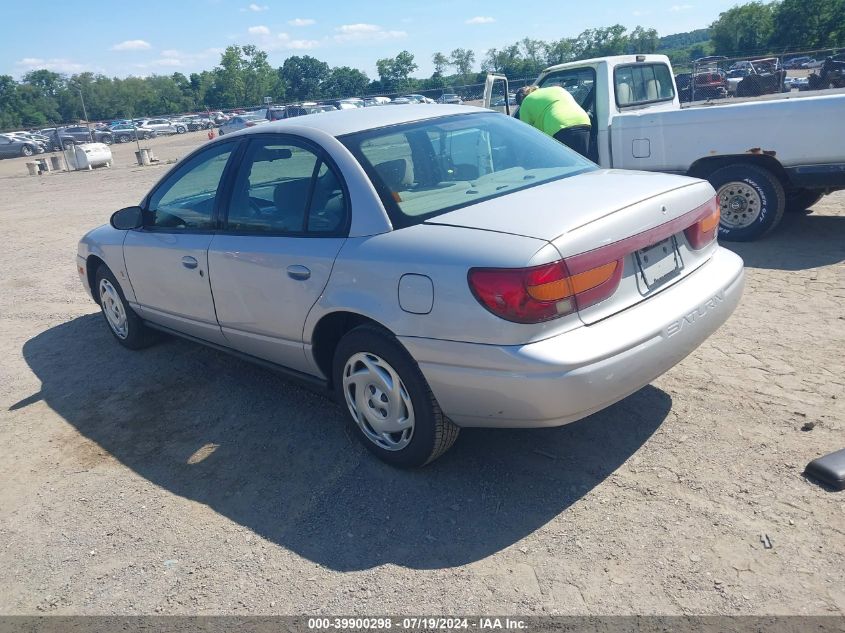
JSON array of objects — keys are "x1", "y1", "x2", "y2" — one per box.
[
  {"x1": 139, "y1": 118, "x2": 185, "y2": 135},
  {"x1": 437, "y1": 93, "x2": 463, "y2": 104},
  {"x1": 679, "y1": 69, "x2": 728, "y2": 101},
  {"x1": 784, "y1": 56, "x2": 812, "y2": 70},
  {"x1": 218, "y1": 113, "x2": 269, "y2": 135},
  {"x1": 363, "y1": 96, "x2": 391, "y2": 106},
  {"x1": 59, "y1": 125, "x2": 114, "y2": 145},
  {"x1": 491, "y1": 93, "x2": 517, "y2": 107},
  {"x1": 404, "y1": 94, "x2": 434, "y2": 104},
  {"x1": 39, "y1": 128, "x2": 77, "y2": 150},
  {"x1": 108, "y1": 124, "x2": 156, "y2": 142},
  {"x1": 0, "y1": 133, "x2": 45, "y2": 158},
  {"x1": 77, "y1": 105, "x2": 744, "y2": 466},
  {"x1": 808, "y1": 54, "x2": 845, "y2": 90},
  {"x1": 801, "y1": 59, "x2": 823, "y2": 69},
  {"x1": 185, "y1": 115, "x2": 213, "y2": 131},
  {"x1": 734, "y1": 58, "x2": 786, "y2": 97}
]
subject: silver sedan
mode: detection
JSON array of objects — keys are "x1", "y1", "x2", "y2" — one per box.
[{"x1": 77, "y1": 105, "x2": 744, "y2": 467}]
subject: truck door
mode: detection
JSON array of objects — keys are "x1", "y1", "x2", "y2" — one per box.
[{"x1": 483, "y1": 74, "x2": 511, "y2": 115}]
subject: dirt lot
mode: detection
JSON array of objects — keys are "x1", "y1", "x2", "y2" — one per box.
[{"x1": 0, "y1": 133, "x2": 843, "y2": 616}]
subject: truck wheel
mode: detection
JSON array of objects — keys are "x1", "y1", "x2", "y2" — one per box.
[
  {"x1": 333, "y1": 325, "x2": 459, "y2": 468},
  {"x1": 786, "y1": 188, "x2": 824, "y2": 213},
  {"x1": 708, "y1": 163, "x2": 785, "y2": 242}
]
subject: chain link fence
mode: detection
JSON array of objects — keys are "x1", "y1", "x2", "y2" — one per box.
[{"x1": 680, "y1": 47, "x2": 844, "y2": 103}]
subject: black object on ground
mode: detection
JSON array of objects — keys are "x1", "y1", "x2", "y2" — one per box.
[{"x1": 804, "y1": 448, "x2": 845, "y2": 490}]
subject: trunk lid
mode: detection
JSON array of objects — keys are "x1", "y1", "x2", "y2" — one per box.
[{"x1": 429, "y1": 170, "x2": 718, "y2": 325}]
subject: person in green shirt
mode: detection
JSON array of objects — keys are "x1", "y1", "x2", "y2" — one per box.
[{"x1": 515, "y1": 85, "x2": 591, "y2": 158}]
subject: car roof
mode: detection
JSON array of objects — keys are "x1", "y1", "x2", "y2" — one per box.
[{"x1": 253, "y1": 104, "x2": 478, "y2": 137}]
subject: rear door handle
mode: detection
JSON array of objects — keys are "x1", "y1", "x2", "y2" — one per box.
[
  {"x1": 181, "y1": 256, "x2": 198, "y2": 269},
  {"x1": 287, "y1": 265, "x2": 311, "y2": 280}
]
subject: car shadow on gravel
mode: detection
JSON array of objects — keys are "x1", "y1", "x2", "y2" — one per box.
[
  {"x1": 20, "y1": 314, "x2": 671, "y2": 571},
  {"x1": 724, "y1": 211, "x2": 845, "y2": 271}
]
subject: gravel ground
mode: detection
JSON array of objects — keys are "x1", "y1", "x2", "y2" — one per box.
[{"x1": 0, "y1": 133, "x2": 843, "y2": 616}]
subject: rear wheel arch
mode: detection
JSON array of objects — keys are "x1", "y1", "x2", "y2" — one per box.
[{"x1": 309, "y1": 311, "x2": 395, "y2": 389}]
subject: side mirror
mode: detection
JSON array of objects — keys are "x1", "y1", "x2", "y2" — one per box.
[{"x1": 110, "y1": 206, "x2": 143, "y2": 230}]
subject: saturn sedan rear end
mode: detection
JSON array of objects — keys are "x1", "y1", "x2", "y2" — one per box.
[{"x1": 77, "y1": 105, "x2": 744, "y2": 467}]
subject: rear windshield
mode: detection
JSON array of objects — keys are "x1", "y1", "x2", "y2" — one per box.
[{"x1": 340, "y1": 112, "x2": 595, "y2": 228}]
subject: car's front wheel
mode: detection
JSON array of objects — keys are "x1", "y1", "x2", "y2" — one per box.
[
  {"x1": 333, "y1": 325, "x2": 459, "y2": 467},
  {"x1": 176, "y1": 125, "x2": 186, "y2": 134},
  {"x1": 101, "y1": 136, "x2": 113, "y2": 145},
  {"x1": 21, "y1": 144, "x2": 34, "y2": 157},
  {"x1": 95, "y1": 265, "x2": 157, "y2": 350}
]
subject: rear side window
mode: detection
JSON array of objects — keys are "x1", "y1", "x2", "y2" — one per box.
[{"x1": 614, "y1": 63, "x2": 675, "y2": 107}]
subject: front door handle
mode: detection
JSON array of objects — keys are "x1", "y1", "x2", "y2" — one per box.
[
  {"x1": 287, "y1": 265, "x2": 311, "y2": 280},
  {"x1": 181, "y1": 256, "x2": 198, "y2": 269}
]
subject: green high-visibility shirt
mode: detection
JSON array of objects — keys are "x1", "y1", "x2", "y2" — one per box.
[{"x1": 518, "y1": 86, "x2": 591, "y2": 136}]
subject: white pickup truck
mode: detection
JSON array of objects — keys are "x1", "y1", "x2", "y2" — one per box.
[{"x1": 483, "y1": 54, "x2": 845, "y2": 241}]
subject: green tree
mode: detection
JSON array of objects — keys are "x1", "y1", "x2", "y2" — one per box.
[
  {"x1": 376, "y1": 50, "x2": 418, "y2": 92},
  {"x1": 281, "y1": 55, "x2": 330, "y2": 101},
  {"x1": 432, "y1": 52, "x2": 450, "y2": 76},
  {"x1": 770, "y1": 0, "x2": 845, "y2": 49},
  {"x1": 710, "y1": 2, "x2": 775, "y2": 55},
  {"x1": 629, "y1": 26, "x2": 659, "y2": 53},
  {"x1": 449, "y1": 48, "x2": 475, "y2": 80},
  {"x1": 321, "y1": 66, "x2": 369, "y2": 98}
]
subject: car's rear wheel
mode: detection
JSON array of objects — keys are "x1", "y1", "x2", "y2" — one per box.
[
  {"x1": 21, "y1": 145, "x2": 34, "y2": 157},
  {"x1": 708, "y1": 163, "x2": 785, "y2": 242},
  {"x1": 101, "y1": 136, "x2": 113, "y2": 145},
  {"x1": 333, "y1": 325, "x2": 459, "y2": 467},
  {"x1": 95, "y1": 265, "x2": 157, "y2": 350},
  {"x1": 786, "y1": 188, "x2": 824, "y2": 213},
  {"x1": 176, "y1": 125, "x2": 186, "y2": 134},
  {"x1": 117, "y1": 134, "x2": 129, "y2": 143}
]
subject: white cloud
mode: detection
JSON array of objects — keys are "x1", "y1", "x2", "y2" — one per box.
[
  {"x1": 669, "y1": 4, "x2": 693, "y2": 11},
  {"x1": 112, "y1": 39, "x2": 152, "y2": 51},
  {"x1": 334, "y1": 23, "x2": 407, "y2": 43},
  {"x1": 161, "y1": 49, "x2": 180, "y2": 58},
  {"x1": 244, "y1": 3, "x2": 268, "y2": 11},
  {"x1": 465, "y1": 16, "x2": 495, "y2": 24},
  {"x1": 288, "y1": 18, "x2": 315, "y2": 26},
  {"x1": 286, "y1": 39, "x2": 320, "y2": 49},
  {"x1": 15, "y1": 57, "x2": 86, "y2": 73},
  {"x1": 248, "y1": 25, "x2": 271, "y2": 35}
]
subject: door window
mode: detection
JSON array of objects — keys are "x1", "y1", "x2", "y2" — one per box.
[
  {"x1": 539, "y1": 67, "x2": 597, "y2": 116},
  {"x1": 145, "y1": 142, "x2": 235, "y2": 230},
  {"x1": 224, "y1": 138, "x2": 347, "y2": 235}
]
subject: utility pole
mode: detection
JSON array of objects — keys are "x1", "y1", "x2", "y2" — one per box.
[{"x1": 71, "y1": 83, "x2": 93, "y2": 142}]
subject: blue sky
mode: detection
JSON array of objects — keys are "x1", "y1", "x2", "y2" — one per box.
[{"x1": 3, "y1": 0, "x2": 740, "y2": 80}]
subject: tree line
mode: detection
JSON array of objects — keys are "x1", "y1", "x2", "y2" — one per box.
[{"x1": 1, "y1": 0, "x2": 841, "y2": 130}]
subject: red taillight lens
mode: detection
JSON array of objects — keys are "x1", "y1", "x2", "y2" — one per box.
[
  {"x1": 468, "y1": 258, "x2": 622, "y2": 324},
  {"x1": 684, "y1": 196, "x2": 720, "y2": 249}
]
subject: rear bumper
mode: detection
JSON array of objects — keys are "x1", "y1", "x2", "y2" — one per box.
[{"x1": 400, "y1": 247, "x2": 744, "y2": 428}]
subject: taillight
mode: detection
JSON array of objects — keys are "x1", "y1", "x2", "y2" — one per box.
[
  {"x1": 468, "y1": 258, "x2": 622, "y2": 324},
  {"x1": 684, "y1": 196, "x2": 720, "y2": 249}
]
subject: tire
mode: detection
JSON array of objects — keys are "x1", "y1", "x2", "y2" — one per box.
[
  {"x1": 786, "y1": 188, "x2": 824, "y2": 213},
  {"x1": 101, "y1": 135, "x2": 113, "y2": 145},
  {"x1": 117, "y1": 134, "x2": 130, "y2": 143},
  {"x1": 176, "y1": 126, "x2": 186, "y2": 134},
  {"x1": 707, "y1": 163, "x2": 786, "y2": 242},
  {"x1": 332, "y1": 325, "x2": 459, "y2": 467},
  {"x1": 21, "y1": 144, "x2": 34, "y2": 157},
  {"x1": 94, "y1": 265, "x2": 157, "y2": 350}
]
